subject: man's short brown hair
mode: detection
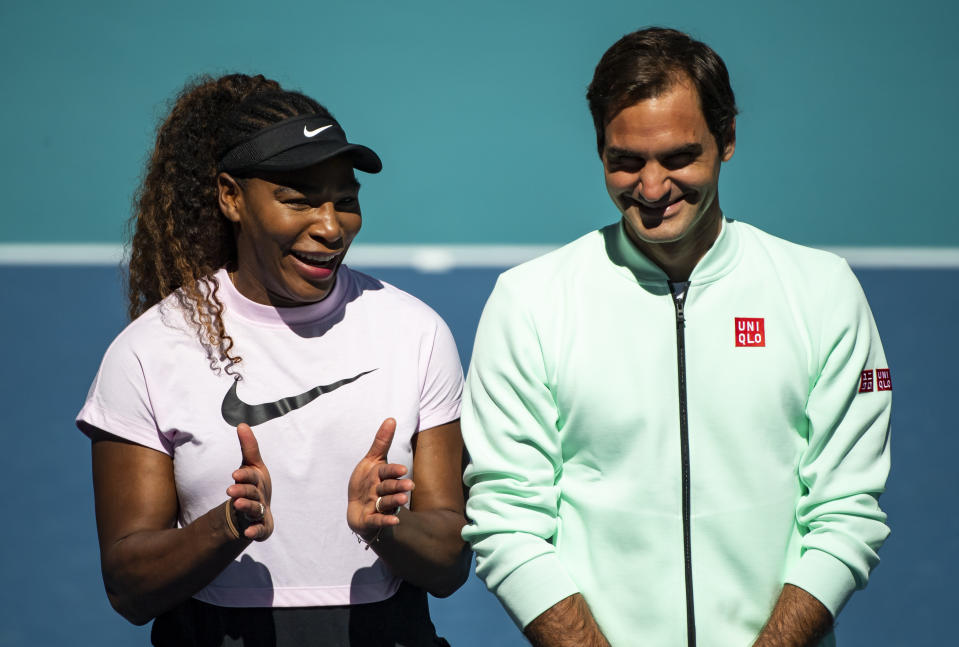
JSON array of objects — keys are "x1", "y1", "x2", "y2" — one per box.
[{"x1": 586, "y1": 27, "x2": 738, "y2": 155}]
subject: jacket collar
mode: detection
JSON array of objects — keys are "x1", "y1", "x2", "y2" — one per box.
[{"x1": 602, "y1": 216, "x2": 742, "y2": 286}]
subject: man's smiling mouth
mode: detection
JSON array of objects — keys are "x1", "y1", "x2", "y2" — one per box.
[
  {"x1": 623, "y1": 196, "x2": 686, "y2": 221},
  {"x1": 623, "y1": 194, "x2": 684, "y2": 211}
]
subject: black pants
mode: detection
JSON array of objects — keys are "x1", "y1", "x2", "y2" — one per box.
[{"x1": 151, "y1": 582, "x2": 451, "y2": 647}]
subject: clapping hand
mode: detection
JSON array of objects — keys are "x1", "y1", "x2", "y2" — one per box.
[
  {"x1": 226, "y1": 423, "x2": 274, "y2": 541},
  {"x1": 347, "y1": 418, "x2": 414, "y2": 543}
]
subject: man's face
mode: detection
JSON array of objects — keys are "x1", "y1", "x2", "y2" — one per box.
[{"x1": 603, "y1": 79, "x2": 734, "y2": 251}]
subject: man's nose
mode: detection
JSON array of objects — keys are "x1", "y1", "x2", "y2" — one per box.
[{"x1": 633, "y1": 165, "x2": 670, "y2": 204}]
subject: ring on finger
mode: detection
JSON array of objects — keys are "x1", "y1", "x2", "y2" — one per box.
[
  {"x1": 375, "y1": 496, "x2": 398, "y2": 516},
  {"x1": 257, "y1": 502, "x2": 265, "y2": 518}
]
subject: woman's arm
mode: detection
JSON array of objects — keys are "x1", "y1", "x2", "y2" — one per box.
[
  {"x1": 90, "y1": 423, "x2": 272, "y2": 624},
  {"x1": 347, "y1": 419, "x2": 470, "y2": 597}
]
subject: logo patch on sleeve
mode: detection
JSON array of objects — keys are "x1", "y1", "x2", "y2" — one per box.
[
  {"x1": 858, "y1": 369, "x2": 874, "y2": 393},
  {"x1": 876, "y1": 368, "x2": 892, "y2": 391},
  {"x1": 735, "y1": 317, "x2": 765, "y2": 347}
]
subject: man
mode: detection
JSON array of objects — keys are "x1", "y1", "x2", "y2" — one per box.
[{"x1": 461, "y1": 27, "x2": 891, "y2": 647}]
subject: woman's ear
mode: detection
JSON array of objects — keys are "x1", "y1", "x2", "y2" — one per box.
[{"x1": 217, "y1": 172, "x2": 244, "y2": 223}]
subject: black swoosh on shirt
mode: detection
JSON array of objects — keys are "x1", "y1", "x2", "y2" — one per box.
[{"x1": 221, "y1": 369, "x2": 376, "y2": 427}]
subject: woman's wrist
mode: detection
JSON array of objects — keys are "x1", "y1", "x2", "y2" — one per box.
[
  {"x1": 222, "y1": 500, "x2": 253, "y2": 542},
  {"x1": 354, "y1": 508, "x2": 403, "y2": 549},
  {"x1": 354, "y1": 527, "x2": 384, "y2": 549}
]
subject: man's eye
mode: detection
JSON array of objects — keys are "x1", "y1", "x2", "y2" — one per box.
[
  {"x1": 663, "y1": 154, "x2": 694, "y2": 170},
  {"x1": 337, "y1": 197, "x2": 359, "y2": 209},
  {"x1": 608, "y1": 158, "x2": 644, "y2": 172}
]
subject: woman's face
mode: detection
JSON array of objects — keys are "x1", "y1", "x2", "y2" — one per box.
[{"x1": 218, "y1": 155, "x2": 362, "y2": 307}]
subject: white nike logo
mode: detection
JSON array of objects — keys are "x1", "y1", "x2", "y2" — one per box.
[{"x1": 303, "y1": 124, "x2": 333, "y2": 138}]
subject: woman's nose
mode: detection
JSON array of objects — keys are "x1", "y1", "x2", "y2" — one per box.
[{"x1": 308, "y1": 203, "x2": 343, "y2": 244}]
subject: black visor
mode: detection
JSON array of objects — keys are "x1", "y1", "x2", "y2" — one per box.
[{"x1": 217, "y1": 114, "x2": 382, "y2": 174}]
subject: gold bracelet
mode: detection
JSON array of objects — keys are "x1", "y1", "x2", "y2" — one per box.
[{"x1": 224, "y1": 500, "x2": 241, "y2": 540}]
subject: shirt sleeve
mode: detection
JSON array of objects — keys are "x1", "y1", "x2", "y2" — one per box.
[
  {"x1": 417, "y1": 312, "x2": 464, "y2": 432},
  {"x1": 76, "y1": 331, "x2": 174, "y2": 455},
  {"x1": 461, "y1": 276, "x2": 580, "y2": 629},
  {"x1": 784, "y1": 259, "x2": 892, "y2": 616}
]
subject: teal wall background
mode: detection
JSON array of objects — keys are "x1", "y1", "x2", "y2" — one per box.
[{"x1": 2, "y1": 0, "x2": 956, "y2": 246}]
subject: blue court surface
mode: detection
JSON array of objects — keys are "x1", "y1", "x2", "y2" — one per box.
[{"x1": 0, "y1": 264, "x2": 954, "y2": 646}]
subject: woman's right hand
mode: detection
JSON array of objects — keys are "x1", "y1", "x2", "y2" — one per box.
[
  {"x1": 226, "y1": 423, "x2": 273, "y2": 541},
  {"x1": 90, "y1": 422, "x2": 273, "y2": 624}
]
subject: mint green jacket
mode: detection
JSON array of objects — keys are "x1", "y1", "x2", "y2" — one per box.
[{"x1": 461, "y1": 219, "x2": 891, "y2": 646}]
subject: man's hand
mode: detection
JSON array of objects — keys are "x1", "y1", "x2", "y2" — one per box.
[
  {"x1": 226, "y1": 423, "x2": 273, "y2": 541},
  {"x1": 752, "y1": 584, "x2": 833, "y2": 647},
  {"x1": 346, "y1": 418, "x2": 415, "y2": 542},
  {"x1": 525, "y1": 593, "x2": 611, "y2": 647}
]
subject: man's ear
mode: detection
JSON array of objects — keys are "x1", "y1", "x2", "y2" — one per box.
[
  {"x1": 722, "y1": 118, "x2": 736, "y2": 162},
  {"x1": 217, "y1": 172, "x2": 244, "y2": 223}
]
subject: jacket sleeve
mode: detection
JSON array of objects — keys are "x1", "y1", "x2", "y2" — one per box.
[
  {"x1": 460, "y1": 276, "x2": 580, "y2": 629},
  {"x1": 784, "y1": 258, "x2": 892, "y2": 617}
]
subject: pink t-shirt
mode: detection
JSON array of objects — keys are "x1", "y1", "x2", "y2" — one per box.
[{"x1": 77, "y1": 267, "x2": 463, "y2": 607}]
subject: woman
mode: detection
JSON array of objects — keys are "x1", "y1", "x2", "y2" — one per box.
[{"x1": 77, "y1": 74, "x2": 470, "y2": 646}]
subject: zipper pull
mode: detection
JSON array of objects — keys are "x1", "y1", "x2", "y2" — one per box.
[{"x1": 669, "y1": 281, "x2": 690, "y2": 326}]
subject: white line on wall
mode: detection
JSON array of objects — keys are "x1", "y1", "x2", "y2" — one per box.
[{"x1": 1, "y1": 243, "x2": 958, "y2": 270}]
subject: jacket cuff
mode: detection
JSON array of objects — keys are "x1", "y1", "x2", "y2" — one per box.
[
  {"x1": 492, "y1": 553, "x2": 581, "y2": 630},
  {"x1": 783, "y1": 548, "x2": 857, "y2": 617}
]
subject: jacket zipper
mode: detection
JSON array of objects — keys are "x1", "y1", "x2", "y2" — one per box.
[{"x1": 670, "y1": 281, "x2": 696, "y2": 647}]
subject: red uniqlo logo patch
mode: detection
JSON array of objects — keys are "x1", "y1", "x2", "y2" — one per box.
[
  {"x1": 859, "y1": 369, "x2": 874, "y2": 393},
  {"x1": 735, "y1": 318, "x2": 765, "y2": 347},
  {"x1": 876, "y1": 368, "x2": 892, "y2": 391}
]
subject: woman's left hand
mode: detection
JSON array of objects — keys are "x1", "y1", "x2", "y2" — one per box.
[{"x1": 347, "y1": 418, "x2": 415, "y2": 543}]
